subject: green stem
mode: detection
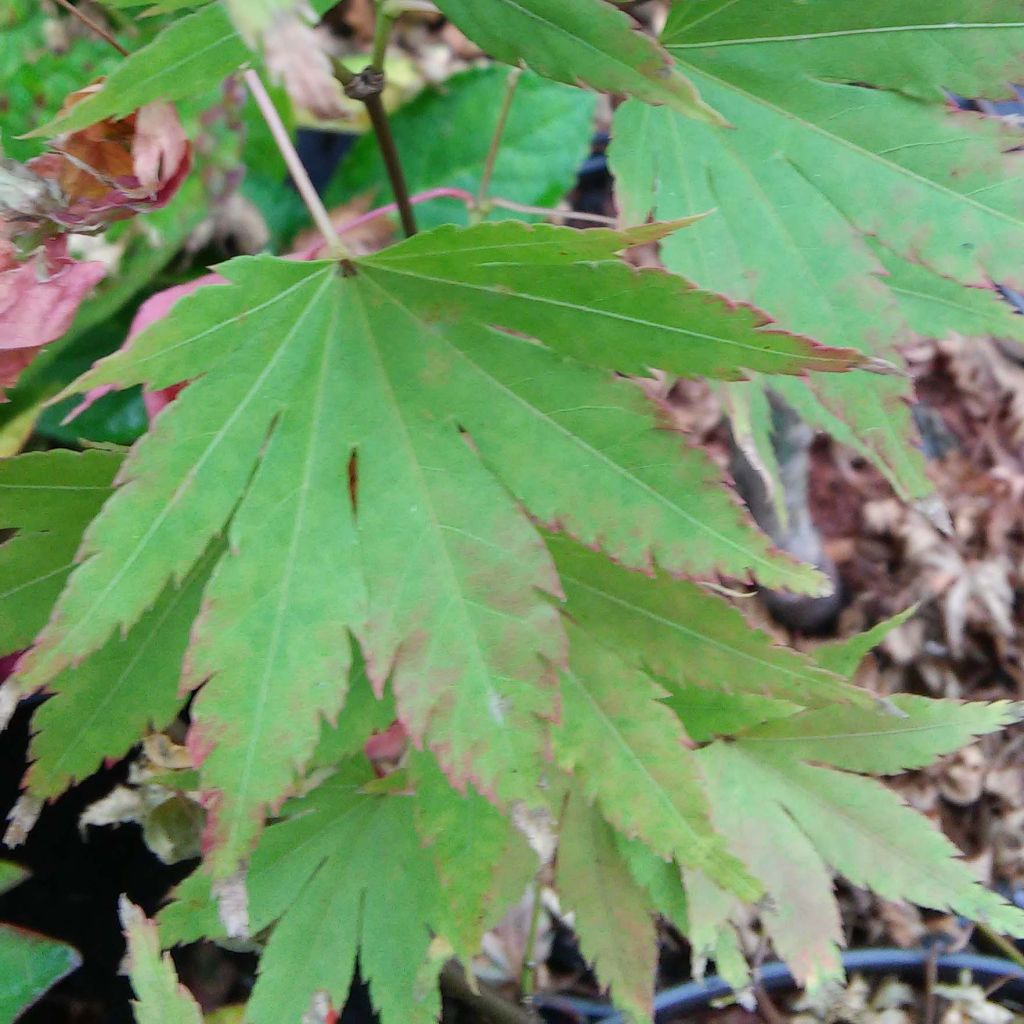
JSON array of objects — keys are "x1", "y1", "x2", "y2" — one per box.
[
  {"x1": 370, "y1": 0, "x2": 395, "y2": 71},
  {"x1": 476, "y1": 66, "x2": 523, "y2": 213},
  {"x1": 519, "y1": 876, "x2": 544, "y2": 999}
]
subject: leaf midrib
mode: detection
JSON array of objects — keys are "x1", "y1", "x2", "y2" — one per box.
[
  {"x1": 364, "y1": 261, "x2": 851, "y2": 371},
  {"x1": 347, "y1": 277, "x2": 530, "y2": 777}
]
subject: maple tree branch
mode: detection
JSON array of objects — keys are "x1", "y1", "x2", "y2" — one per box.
[
  {"x1": 440, "y1": 962, "x2": 539, "y2": 1024},
  {"x1": 53, "y1": 0, "x2": 129, "y2": 56},
  {"x1": 363, "y1": 91, "x2": 417, "y2": 236},
  {"x1": 242, "y1": 69, "x2": 354, "y2": 264},
  {"x1": 337, "y1": 57, "x2": 418, "y2": 237},
  {"x1": 477, "y1": 66, "x2": 523, "y2": 211}
]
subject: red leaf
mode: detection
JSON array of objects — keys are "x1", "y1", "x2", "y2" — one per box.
[{"x1": 0, "y1": 240, "x2": 105, "y2": 393}]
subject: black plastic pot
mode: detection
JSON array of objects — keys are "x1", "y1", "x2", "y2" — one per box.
[{"x1": 533, "y1": 948, "x2": 1024, "y2": 1023}]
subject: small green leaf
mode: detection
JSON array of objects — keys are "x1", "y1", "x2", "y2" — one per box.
[
  {"x1": 31, "y1": 4, "x2": 246, "y2": 137},
  {"x1": 0, "y1": 924, "x2": 80, "y2": 1024},
  {"x1": 121, "y1": 899, "x2": 202, "y2": 1024},
  {"x1": 811, "y1": 606, "x2": 918, "y2": 678}
]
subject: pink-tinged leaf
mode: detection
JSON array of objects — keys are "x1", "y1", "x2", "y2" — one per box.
[
  {"x1": 132, "y1": 102, "x2": 190, "y2": 194},
  {"x1": 557, "y1": 789, "x2": 658, "y2": 1023},
  {"x1": 67, "y1": 273, "x2": 224, "y2": 422},
  {"x1": 0, "y1": 241, "x2": 105, "y2": 392},
  {"x1": 120, "y1": 898, "x2": 202, "y2": 1024}
]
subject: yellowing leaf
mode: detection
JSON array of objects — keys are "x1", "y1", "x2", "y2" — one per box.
[
  {"x1": 557, "y1": 789, "x2": 657, "y2": 1023},
  {"x1": 556, "y1": 627, "x2": 759, "y2": 900}
]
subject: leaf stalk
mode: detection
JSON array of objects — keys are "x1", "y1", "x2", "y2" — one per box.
[
  {"x1": 242, "y1": 69, "x2": 354, "y2": 264},
  {"x1": 53, "y1": 0, "x2": 129, "y2": 56},
  {"x1": 476, "y1": 66, "x2": 523, "y2": 218},
  {"x1": 335, "y1": 2, "x2": 418, "y2": 239}
]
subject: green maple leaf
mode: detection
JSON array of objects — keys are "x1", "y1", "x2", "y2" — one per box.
[
  {"x1": 548, "y1": 535, "x2": 866, "y2": 708},
  {"x1": 556, "y1": 626, "x2": 760, "y2": 900},
  {"x1": 410, "y1": 752, "x2": 537, "y2": 963},
  {"x1": 25, "y1": 545, "x2": 217, "y2": 799},
  {"x1": 433, "y1": 0, "x2": 725, "y2": 124},
  {"x1": 557, "y1": 788, "x2": 659, "y2": 1023},
  {"x1": 31, "y1": 5, "x2": 247, "y2": 137},
  {"x1": 12, "y1": 222, "x2": 853, "y2": 875},
  {"x1": 121, "y1": 900, "x2": 203, "y2": 1024},
  {"x1": 0, "y1": 450, "x2": 120, "y2": 664},
  {"x1": 610, "y1": 2, "x2": 1024, "y2": 499},
  {"x1": 735, "y1": 694, "x2": 1022, "y2": 775},
  {"x1": 161, "y1": 762, "x2": 454, "y2": 1024},
  {"x1": 696, "y1": 738, "x2": 1024, "y2": 985}
]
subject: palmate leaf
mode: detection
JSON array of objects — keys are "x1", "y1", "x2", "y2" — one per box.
[
  {"x1": 555, "y1": 625, "x2": 760, "y2": 899},
  {"x1": 12, "y1": 222, "x2": 856, "y2": 875},
  {"x1": 161, "y1": 760, "x2": 506, "y2": 1024},
  {"x1": 610, "y1": 2, "x2": 1024, "y2": 498},
  {"x1": 433, "y1": 0, "x2": 724, "y2": 125}
]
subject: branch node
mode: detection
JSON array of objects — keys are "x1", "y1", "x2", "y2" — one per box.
[{"x1": 343, "y1": 68, "x2": 385, "y2": 101}]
